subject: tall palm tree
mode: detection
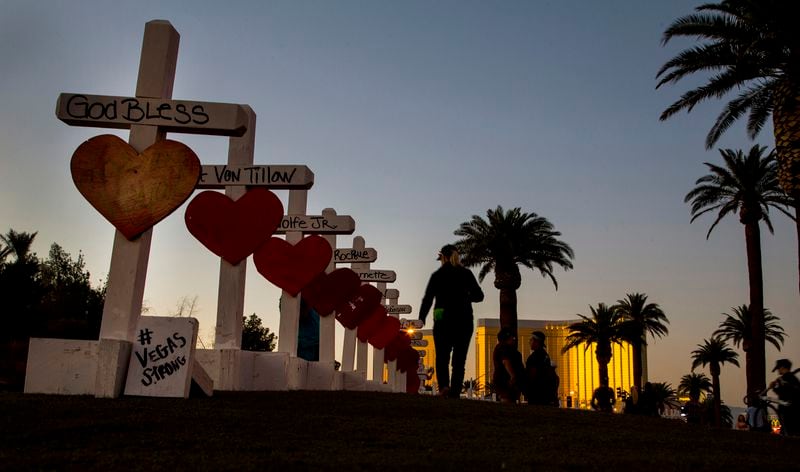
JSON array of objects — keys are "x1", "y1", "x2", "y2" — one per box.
[
  {"x1": 691, "y1": 337, "x2": 740, "y2": 428},
  {"x1": 656, "y1": 0, "x2": 800, "y2": 292},
  {"x1": 678, "y1": 372, "x2": 713, "y2": 402},
  {"x1": 713, "y1": 304, "x2": 786, "y2": 351},
  {"x1": 684, "y1": 145, "x2": 791, "y2": 397},
  {"x1": 454, "y1": 206, "x2": 574, "y2": 336},
  {"x1": 562, "y1": 303, "x2": 626, "y2": 388},
  {"x1": 614, "y1": 293, "x2": 669, "y2": 389}
]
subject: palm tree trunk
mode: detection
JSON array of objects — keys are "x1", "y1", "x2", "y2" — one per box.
[
  {"x1": 772, "y1": 78, "x2": 800, "y2": 294},
  {"x1": 597, "y1": 344, "x2": 612, "y2": 387},
  {"x1": 796, "y1": 202, "x2": 800, "y2": 294},
  {"x1": 498, "y1": 287, "x2": 518, "y2": 337},
  {"x1": 743, "y1": 220, "x2": 766, "y2": 398},
  {"x1": 494, "y1": 266, "x2": 521, "y2": 337},
  {"x1": 631, "y1": 339, "x2": 643, "y2": 390},
  {"x1": 711, "y1": 367, "x2": 722, "y2": 428}
]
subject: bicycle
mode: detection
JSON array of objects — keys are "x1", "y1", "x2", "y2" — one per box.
[{"x1": 755, "y1": 388, "x2": 790, "y2": 435}]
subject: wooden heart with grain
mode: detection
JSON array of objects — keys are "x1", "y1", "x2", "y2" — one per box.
[
  {"x1": 302, "y1": 268, "x2": 361, "y2": 317},
  {"x1": 253, "y1": 235, "x2": 333, "y2": 297},
  {"x1": 71, "y1": 134, "x2": 201, "y2": 240},
  {"x1": 185, "y1": 188, "x2": 284, "y2": 265}
]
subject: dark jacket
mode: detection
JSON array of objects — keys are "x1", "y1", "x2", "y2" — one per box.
[{"x1": 419, "y1": 263, "x2": 483, "y2": 323}]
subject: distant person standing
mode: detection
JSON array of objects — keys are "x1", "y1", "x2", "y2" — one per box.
[
  {"x1": 524, "y1": 330, "x2": 559, "y2": 406},
  {"x1": 768, "y1": 358, "x2": 800, "y2": 436},
  {"x1": 418, "y1": 244, "x2": 484, "y2": 398},
  {"x1": 591, "y1": 380, "x2": 616, "y2": 412},
  {"x1": 744, "y1": 394, "x2": 771, "y2": 433},
  {"x1": 492, "y1": 328, "x2": 525, "y2": 403},
  {"x1": 736, "y1": 414, "x2": 749, "y2": 431}
]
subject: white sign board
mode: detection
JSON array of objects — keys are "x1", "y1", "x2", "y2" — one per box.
[
  {"x1": 410, "y1": 339, "x2": 428, "y2": 347},
  {"x1": 124, "y1": 316, "x2": 199, "y2": 398},
  {"x1": 385, "y1": 304, "x2": 412, "y2": 315},
  {"x1": 355, "y1": 269, "x2": 396, "y2": 283},
  {"x1": 400, "y1": 319, "x2": 423, "y2": 329},
  {"x1": 274, "y1": 215, "x2": 355, "y2": 234},
  {"x1": 197, "y1": 165, "x2": 314, "y2": 189},
  {"x1": 333, "y1": 247, "x2": 377, "y2": 263},
  {"x1": 56, "y1": 93, "x2": 249, "y2": 136}
]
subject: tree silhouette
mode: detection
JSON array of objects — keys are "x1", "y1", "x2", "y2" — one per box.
[{"x1": 455, "y1": 206, "x2": 573, "y2": 336}]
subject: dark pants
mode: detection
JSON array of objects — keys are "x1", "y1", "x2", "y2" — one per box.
[
  {"x1": 433, "y1": 318, "x2": 473, "y2": 397},
  {"x1": 779, "y1": 405, "x2": 798, "y2": 436}
]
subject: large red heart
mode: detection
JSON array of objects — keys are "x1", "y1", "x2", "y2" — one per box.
[
  {"x1": 71, "y1": 134, "x2": 201, "y2": 240},
  {"x1": 302, "y1": 268, "x2": 361, "y2": 317},
  {"x1": 253, "y1": 235, "x2": 333, "y2": 297},
  {"x1": 397, "y1": 345, "x2": 420, "y2": 374},
  {"x1": 356, "y1": 305, "x2": 387, "y2": 343},
  {"x1": 384, "y1": 331, "x2": 411, "y2": 362},
  {"x1": 368, "y1": 316, "x2": 401, "y2": 349},
  {"x1": 185, "y1": 188, "x2": 283, "y2": 265},
  {"x1": 335, "y1": 284, "x2": 383, "y2": 330},
  {"x1": 406, "y1": 367, "x2": 421, "y2": 394}
]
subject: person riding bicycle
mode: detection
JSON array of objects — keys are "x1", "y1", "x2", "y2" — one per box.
[{"x1": 767, "y1": 358, "x2": 800, "y2": 436}]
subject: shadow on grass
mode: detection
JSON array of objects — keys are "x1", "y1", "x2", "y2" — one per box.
[{"x1": 1, "y1": 391, "x2": 796, "y2": 471}]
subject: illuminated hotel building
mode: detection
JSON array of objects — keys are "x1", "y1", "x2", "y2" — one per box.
[{"x1": 418, "y1": 318, "x2": 639, "y2": 409}]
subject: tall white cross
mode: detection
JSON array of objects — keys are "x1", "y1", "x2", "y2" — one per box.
[{"x1": 53, "y1": 21, "x2": 252, "y2": 397}]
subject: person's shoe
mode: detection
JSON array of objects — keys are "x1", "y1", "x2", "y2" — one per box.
[{"x1": 437, "y1": 386, "x2": 450, "y2": 397}]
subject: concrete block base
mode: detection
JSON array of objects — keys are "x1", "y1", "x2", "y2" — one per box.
[
  {"x1": 305, "y1": 360, "x2": 337, "y2": 390},
  {"x1": 24, "y1": 338, "x2": 99, "y2": 395},
  {"x1": 342, "y1": 371, "x2": 366, "y2": 391}
]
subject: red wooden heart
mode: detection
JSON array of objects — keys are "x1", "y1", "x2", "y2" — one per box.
[
  {"x1": 253, "y1": 235, "x2": 333, "y2": 297},
  {"x1": 356, "y1": 305, "x2": 387, "y2": 343},
  {"x1": 406, "y1": 367, "x2": 421, "y2": 394},
  {"x1": 185, "y1": 188, "x2": 283, "y2": 265},
  {"x1": 397, "y1": 345, "x2": 420, "y2": 374},
  {"x1": 302, "y1": 268, "x2": 361, "y2": 317},
  {"x1": 384, "y1": 331, "x2": 411, "y2": 362},
  {"x1": 335, "y1": 284, "x2": 382, "y2": 330},
  {"x1": 71, "y1": 134, "x2": 201, "y2": 240},
  {"x1": 368, "y1": 316, "x2": 401, "y2": 349}
]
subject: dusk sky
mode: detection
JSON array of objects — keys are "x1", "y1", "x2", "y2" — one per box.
[{"x1": 2, "y1": 0, "x2": 798, "y2": 406}]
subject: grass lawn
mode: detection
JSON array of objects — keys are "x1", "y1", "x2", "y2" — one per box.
[{"x1": 1, "y1": 390, "x2": 797, "y2": 471}]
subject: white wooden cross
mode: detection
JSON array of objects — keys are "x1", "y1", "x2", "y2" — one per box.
[
  {"x1": 338, "y1": 236, "x2": 372, "y2": 378},
  {"x1": 272, "y1": 192, "x2": 355, "y2": 361},
  {"x1": 51, "y1": 21, "x2": 255, "y2": 397}
]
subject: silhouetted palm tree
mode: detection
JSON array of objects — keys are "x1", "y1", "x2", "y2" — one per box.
[
  {"x1": 657, "y1": 0, "x2": 800, "y2": 293},
  {"x1": 454, "y1": 206, "x2": 574, "y2": 336},
  {"x1": 562, "y1": 303, "x2": 626, "y2": 388},
  {"x1": 713, "y1": 304, "x2": 786, "y2": 352},
  {"x1": 684, "y1": 145, "x2": 791, "y2": 397},
  {"x1": 0, "y1": 229, "x2": 38, "y2": 265},
  {"x1": 701, "y1": 396, "x2": 734, "y2": 429},
  {"x1": 691, "y1": 337, "x2": 740, "y2": 427},
  {"x1": 650, "y1": 382, "x2": 680, "y2": 416},
  {"x1": 614, "y1": 293, "x2": 669, "y2": 389},
  {"x1": 678, "y1": 372, "x2": 713, "y2": 402}
]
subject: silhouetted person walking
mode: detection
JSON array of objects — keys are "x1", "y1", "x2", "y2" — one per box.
[{"x1": 419, "y1": 244, "x2": 484, "y2": 398}]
